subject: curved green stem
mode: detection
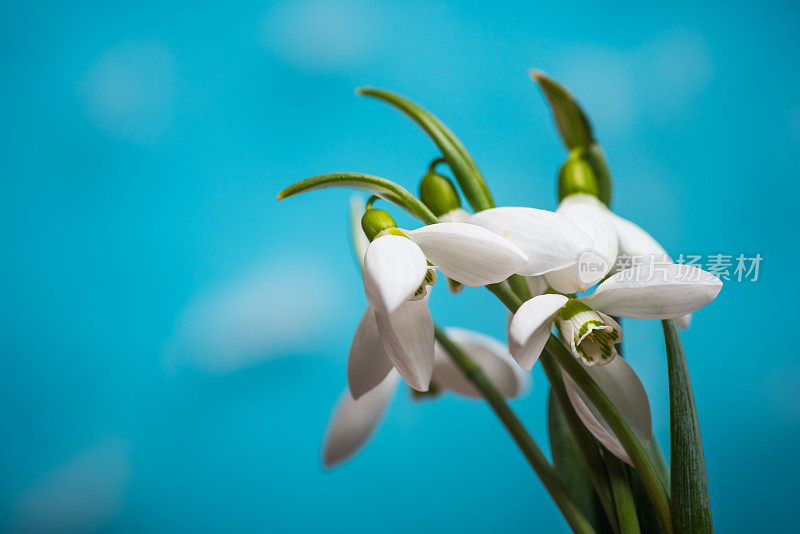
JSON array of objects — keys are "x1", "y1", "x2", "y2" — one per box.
[
  {"x1": 605, "y1": 453, "x2": 641, "y2": 534},
  {"x1": 434, "y1": 326, "x2": 595, "y2": 534},
  {"x1": 541, "y1": 352, "x2": 620, "y2": 533},
  {"x1": 483, "y1": 283, "x2": 672, "y2": 534},
  {"x1": 545, "y1": 337, "x2": 672, "y2": 534}
]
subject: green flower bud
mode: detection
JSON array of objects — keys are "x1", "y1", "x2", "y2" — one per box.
[
  {"x1": 583, "y1": 143, "x2": 612, "y2": 207},
  {"x1": 361, "y1": 208, "x2": 397, "y2": 241},
  {"x1": 558, "y1": 149, "x2": 600, "y2": 202},
  {"x1": 419, "y1": 171, "x2": 461, "y2": 218}
]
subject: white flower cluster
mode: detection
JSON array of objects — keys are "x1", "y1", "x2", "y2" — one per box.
[{"x1": 323, "y1": 192, "x2": 722, "y2": 466}]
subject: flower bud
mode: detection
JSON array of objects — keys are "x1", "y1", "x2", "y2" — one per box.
[
  {"x1": 555, "y1": 299, "x2": 622, "y2": 366},
  {"x1": 558, "y1": 149, "x2": 600, "y2": 202},
  {"x1": 361, "y1": 208, "x2": 397, "y2": 241},
  {"x1": 419, "y1": 171, "x2": 461, "y2": 218}
]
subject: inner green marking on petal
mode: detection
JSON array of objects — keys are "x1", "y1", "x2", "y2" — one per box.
[
  {"x1": 578, "y1": 319, "x2": 605, "y2": 338},
  {"x1": 559, "y1": 298, "x2": 593, "y2": 320}
]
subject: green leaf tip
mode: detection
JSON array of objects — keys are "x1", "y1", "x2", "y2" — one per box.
[{"x1": 277, "y1": 172, "x2": 438, "y2": 225}]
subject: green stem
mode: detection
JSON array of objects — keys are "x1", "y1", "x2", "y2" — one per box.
[
  {"x1": 605, "y1": 453, "x2": 641, "y2": 534},
  {"x1": 434, "y1": 326, "x2": 595, "y2": 534},
  {"x1": 545, "y1": 337, "x2": 673, "y2": 534},
  {"x1": 507, "y1": 274, "x2": 533, "y2": 301},
  {"x1": 541, "y1": 352, "x2": 620, "y2": 533},
  {"x1": 487, "y1": 282, "x2": 523, "y2": 311},
  {"x1": 483, "y1": 283, "x2": 672, "y2": 534}
]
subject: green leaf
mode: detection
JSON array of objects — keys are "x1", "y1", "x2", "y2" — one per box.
[
  {"x1": 662, "y1": 319, "x2": 713, "y2": 532},
  {"x1": 357, "y1": 87, "x2": 495, "y2": 212},
  {"x1": 531, "y1": 71, "x2": 612, "y2": 206},
  {"x1": 278, "y1": 172, "x2": 437, "y2": 224},
  {"x1": 548, "y1": 389, "x2": 616, "y2": 534}
]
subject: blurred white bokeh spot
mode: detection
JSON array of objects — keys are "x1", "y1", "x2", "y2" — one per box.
[
  {"x1": 165, "y1": 254, "x2": 344, "y2": 374},
  {"x1": 78, "y1": 40, "x2": 175, "y2": 142},
  {"x1": 12, "y1": 438, "x2": 131, "y2": 534},
  {"x1": 262, "y1": 0, "x2": 382, "y2": 70}
]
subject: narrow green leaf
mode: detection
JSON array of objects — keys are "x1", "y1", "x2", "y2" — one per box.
[
  {"x1": 662, "y1": 319, "x2": 713, "y2": 532},
  {"x1": 278, "y1": 172, "x2": 438, "y2": 224},
  {"x1": 357, "y1": 87, "x2": 495, "y2": 212},
  {"x1": 531, "y1": 71, "x2": 612, "y2": 206},
  {"x1": 548, "y1": 390, "x2": 614, "y2": 533}
]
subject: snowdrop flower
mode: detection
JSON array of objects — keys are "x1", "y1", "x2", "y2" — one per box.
[
  {"x1": 323, "y1": 328, "x2": 528, "y2": 467},
  {"x1": 418, "y1": 170, "x2": 599, "y2": 294},
  {"x1": 522, "y1": 193, "x2": 696, "y2": 328},
  {"x1": 469, "y1": 207, "x2": 595, "y2": 277},
  {"x1": 558, "y1": 156, "x2": 693, "y2": 327},
  {"x1": 352, "y1": 208, "x2": 528, "y2": 394},
  {"x1": 508, "y1": 262, "x2": 722, "y2": 369}
]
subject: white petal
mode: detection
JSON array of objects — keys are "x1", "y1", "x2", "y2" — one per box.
[
  {"x1": 363, "y1": 235, "x2": 427, "y2": 314},
  {"x1": 507, "y1": 294, "x2": 569, "y2": 371},
  {"x1": 611, "y1": 212, "x2": 671, "y2": 262},
  {"x1": 347, "y1": 307, "x2": 393, "y2": 400},
  {"x1": 469, "y1": 207, "x2": 593, "y2": 276},
  {"x1": 545, "y1": 194, "x2": 619, "y2": 293},
  {"x1": 562, "y1": 357, "x2": 652, "y2": 465},
  {"x1": 525, "y1": 276, "x2": 549, "y2": 298},
  {"x1": 433, "y1": 327, "x2": 528, "y2": 398},
  {"x1": 545, "y1": 249, "x2": 612, "y2": 295},
  {"x1": 375, "y1": 297, "x2": 435, "y2": 392},
  {"x1": 582, "y1": 264, "x2": 722, "y2": 319},
  {"x1": 322, "y1": 371, "x2": 399, "y2": 468},
  {"x1": 676, "y1": 313, "x2": 692, "y2": 330},
  {"x1": 438, "y1": 207, "x2": 471, "y2": 223},
  {"x1": 406, "y1": 223, "x2": 528, "y2": 287}
]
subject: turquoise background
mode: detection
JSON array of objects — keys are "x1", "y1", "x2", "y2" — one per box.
[{"x1": 1, "y1": 1, "x2": 796, "y2": 531}]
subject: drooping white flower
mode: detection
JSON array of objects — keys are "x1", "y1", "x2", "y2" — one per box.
[
  {"x1": 356, "y1": 224, "x2": 528, "y2": 393},
  {"x1": 324, "y1": 328, "x2": 528, "y2": 467},
  {"x1": 507, "y1": 262, "x2": 722, "y2": 370},
  {"x1": 520, "y1": 194, "x2": 693, "y2": 329}
]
